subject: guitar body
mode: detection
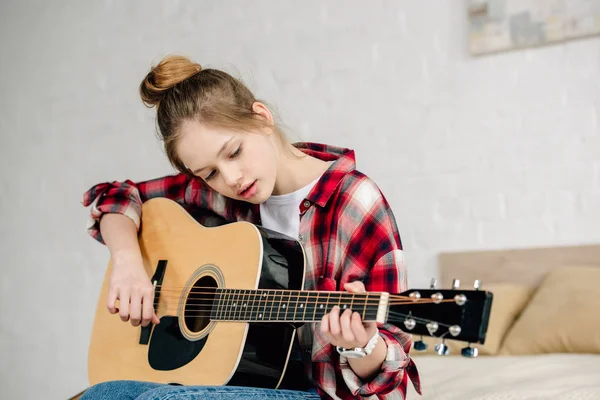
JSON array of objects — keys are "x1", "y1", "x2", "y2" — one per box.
[{"x1": 88, "y1": 198, "x2": 309, "y2": 389}]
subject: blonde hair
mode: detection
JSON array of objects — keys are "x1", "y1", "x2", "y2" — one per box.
[{"x1": 139, "y1": 55, "x2": 287, "y2": 176}]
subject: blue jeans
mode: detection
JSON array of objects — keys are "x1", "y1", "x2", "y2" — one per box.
[{"x1": 80, "y1": 381, "x2": 321, "y2": 400}]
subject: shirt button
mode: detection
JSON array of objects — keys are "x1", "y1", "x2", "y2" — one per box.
[{"x1": 303, "y1": 200, "x2": 311, "y2": 208}]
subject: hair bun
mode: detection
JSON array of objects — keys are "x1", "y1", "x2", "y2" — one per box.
[{"x1": 140, "y1": 55, "x2": 202, "y2": 108}]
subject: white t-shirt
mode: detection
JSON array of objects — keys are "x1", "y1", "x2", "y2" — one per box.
[{"x1": 259, "y1": 177, "x2": 320, "y2": 239}]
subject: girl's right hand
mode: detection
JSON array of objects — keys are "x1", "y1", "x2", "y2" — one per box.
[{"x1": 106, "y1": 250, "x2": 161, "y2": 327}]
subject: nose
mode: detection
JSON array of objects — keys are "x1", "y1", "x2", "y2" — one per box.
[{"x1": 221, "y1": 164, "x2": 243, "y2": 188}]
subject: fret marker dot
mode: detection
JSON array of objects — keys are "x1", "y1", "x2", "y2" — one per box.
[
  {"x1": 282, "y1": 304, "x2": 286, "y2": 308},
  {"x1": 300, "y1": 304, "x2": 304, "y2": 308},
  {"x1": 343, "y1": 305, "x2": 347, "y2": 309},
  {"x1": 259, "y1": 313, "x2": 262, "y2": 318},
  {"x1": 243, "y1": 303, "x2": 246, "y2": 308},
  {"x1": 319, "y1": 304, "x2": 323, "y2": 309}
]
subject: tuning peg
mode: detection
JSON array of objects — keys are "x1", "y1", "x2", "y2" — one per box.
[
  {"x1": 430, "y1": 278, "x2": 437, "y2": 289},
  {"x1": 454, "y1": 293, "x2": 467, "y2": 306},
  {"x1": 430, "y1": 292, "x2": 443, "y2": 304},
  {"x1": 413, "y1": 336, "x2": 428, "y2": 351},
  {"x1": 474, "y1": 280, "x2": 481, "y2": 290},
  {"x1": 426, "y1": 321, "x2": 439, "y2": 335},
  {"x1": 461, "y1": 344, "x2": 479, "y2": 358},
  {"x1": 409, "y1": 291, "x2": 421, "y2": 301},
  {"x1": 435, "y1": 340, "x2": 450, "y2": 356},
  {"x1": 452, "y1": 279, "x2": 460, "y2": 289},
  {"x1": 403, "y1": 318, "x2": 416, "y2": 330},
  {"x1": 449, "y1": 325, "x2": 462, "y2": 337}
]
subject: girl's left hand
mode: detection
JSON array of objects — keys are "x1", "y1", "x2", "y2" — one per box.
[{"x1": 320, "y1": 281, "x2": 378, "y2": 349}]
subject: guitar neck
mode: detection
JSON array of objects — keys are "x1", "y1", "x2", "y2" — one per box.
[{"x1": 208, "y1": 289, "x2": 388, "y2": 323}]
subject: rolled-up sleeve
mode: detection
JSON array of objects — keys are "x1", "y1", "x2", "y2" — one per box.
[
  {"x1": 339, "y1": 325, "x2": 413, "y2": 397},
  {"x1": 81, "y1": 174, "x2": 191, "y2": 244}
]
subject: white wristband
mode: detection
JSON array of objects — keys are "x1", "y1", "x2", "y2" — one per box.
[{"x1": 336, "y1": 329, "x2": 380, "y2": 359}]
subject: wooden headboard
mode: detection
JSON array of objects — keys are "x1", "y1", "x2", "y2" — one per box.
[{"x1": 438, "y1": 243, "x2": 600, "y2": 289}]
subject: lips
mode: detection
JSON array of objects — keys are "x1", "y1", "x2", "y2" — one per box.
[{"x1": 237, "y1": 180, "x2": 256, "y2": 196}]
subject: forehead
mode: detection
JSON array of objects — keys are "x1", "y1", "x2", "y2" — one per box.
[{"x1": 176, "y1": 121, "x2": 234, "y2": 167}]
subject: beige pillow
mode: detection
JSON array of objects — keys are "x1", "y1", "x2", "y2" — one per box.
[
  {"x1": 410, "y1": 283, "x2": 532, "y2": 357},
  {"x1": 500, "y1": 266, "x2": 600, "y2": 355}
]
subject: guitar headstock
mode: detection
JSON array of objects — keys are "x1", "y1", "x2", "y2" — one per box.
[{"x1": 390, "y1": 279, "x2": 493, "y2": 357}]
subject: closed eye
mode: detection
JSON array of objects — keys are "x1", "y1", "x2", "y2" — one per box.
[
  {"x1": 230, "y1": 146, "x2": 242, "y2": 158},
  {"x1": 205, "y1": 170, "x2": 217, "y2": 181}
]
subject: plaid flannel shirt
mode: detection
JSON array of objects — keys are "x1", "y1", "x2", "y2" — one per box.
[{"x1": 82, "y1": 142, "x2": 421, "y2": 399}]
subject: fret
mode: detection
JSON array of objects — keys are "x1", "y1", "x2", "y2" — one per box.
[
  {"x1": 243, "y1": 290, "x2": 252, "y2": 321},
  {"x1": 258, "y1": 290, "x2": 269, "y2": 321},
  {"x1": 267, "y1": 290, "x2": 278, "y2": 321},
  {"x1": 211, "y1": 289, "x2": 222, "y2": 320},
  {"x1": 230, "y1": 289, "x2": 238, "y2": 321},
  {"x1": 348, "y1": 293, "x2": 366, "y2": 320},
  {"x1": 230, "y1": 289, "x2": 239, "y2": 321},
  {"x1": 305, "y1": 292, "x2": 317, "y2": 321},
  {"x1": 286, "y1": 291, "x2": 299, "y2": 321},
  {"x1": 338, "y1": 292, "x2": 354, "y2": 314},
  {"x1": 313, "y1": 292, "x2": 328, "y2": 320},
  {"x1": 231, "y1": 289, "x2": 240, "y2": 321},
  {"x1": 364, "y1": 294, "x2": 380, "y2": 321},
  {"x1": 248, "y1": 290, "x2": 258, "y2": 321},
  {"x1": 278, "y1": 291, "x2": 291, "y2": 321},
  {"x1": 238, "y1": 290, "x2": 249, "y2": 321},
  {"x1": 221, "y1": 289, "x2": 231, "y2": 321},
  {"x1": 270, "y1": 290, "x2": 282, "y2": 321},
  {"x1": 362, "y1": 293, "x2": 369, "y2": 321},
  {"x1": 296, "y1": 291, "x2": 309, "y2": 321},
  {"x1": 328, "y1": 292, "x2": 343, "y2": 312}
]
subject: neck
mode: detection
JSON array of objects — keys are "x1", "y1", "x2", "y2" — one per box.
[
  {"x1": 272, "y1": 143, "x2": 330, "y2": 195},
  {"x1": 210, "y1": 289, "x2": 384, "y2": 322}
]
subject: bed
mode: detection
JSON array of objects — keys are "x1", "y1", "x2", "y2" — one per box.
[{"x1": 406, "y1": 244, "x2": 600, "y2": 400}]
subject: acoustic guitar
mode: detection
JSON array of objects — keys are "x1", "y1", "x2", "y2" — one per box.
[{"x1": 87, "y1": 198, "x2": 493, "y2": 390}]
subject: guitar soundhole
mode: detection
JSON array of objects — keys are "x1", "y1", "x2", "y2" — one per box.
[{"x1": 184, "y1": 276, "x2": 217, "y2": 333}]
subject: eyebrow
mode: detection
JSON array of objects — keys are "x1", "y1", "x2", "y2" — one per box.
[{"x1": 192, "y1": 137, "x2": 234, "y2": 175}]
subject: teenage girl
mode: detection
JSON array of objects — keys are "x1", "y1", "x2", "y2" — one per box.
[{"x1": 80, "y1": 55, "x2": 420, "y2": 400}]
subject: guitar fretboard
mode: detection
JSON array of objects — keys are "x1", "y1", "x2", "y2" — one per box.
[{"x1": 208, "y1": 289, "x2": 382, "y2": 322}]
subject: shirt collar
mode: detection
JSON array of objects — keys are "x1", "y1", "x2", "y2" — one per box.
[{"x1": 293, "y1": 142, "x2": 356, "y2": 208}]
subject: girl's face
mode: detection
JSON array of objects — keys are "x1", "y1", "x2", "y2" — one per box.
[{"x1": 176, "y1": 120, "x2": 279, "y2": 204}]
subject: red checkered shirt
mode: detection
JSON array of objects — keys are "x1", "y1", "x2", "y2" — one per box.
[{"x1": 82, "y1": 142, "x2": 421, "y2": 399}]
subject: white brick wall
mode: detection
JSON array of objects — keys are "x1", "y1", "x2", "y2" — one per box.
[{"x1": 1, "y1": 0, "x2": 599, "y2": 398}]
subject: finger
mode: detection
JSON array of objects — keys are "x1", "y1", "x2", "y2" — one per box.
[
  {"x1": 152, "y1": 313, "x2": 161, "y2": 325},
  {"x1": 344, "y1": 281, "x2": 366, "y2": 293},
  {"x1": 129, "y1": 293, "x2": 142, "y2": 327},
  {"x1": 106, "y1": 288, "x2": 118, "y2": 314},
  {"x1": 320, "y1": 313, "x2": 330, "y2": 335},
  {"x1": 329, "y1": 306, "x2": 341, "y2": 337},
  {"x1": 141, "y1": 290, "x2": 155, "y2": 327},
  {"x1": 118, "y1": 290, "x2": 130, "y2": 322},
  {"x1": 340, "y1": 309, "x2": 355, "y2": 343},
  {"x1": 351, "y1": 312, "x2": 370, "y2": 346}
]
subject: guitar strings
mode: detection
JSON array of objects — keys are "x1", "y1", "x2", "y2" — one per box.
[
  {"x1": 150, "y1": 285, "x2": 448, "y2": 302},
  {"x1": 145, "y1": 298, "x2": 456, "y2": 317},
  {"x1": 146, "y1": 297, "x2": 450, "y2": 305},
  {"x1": 134, "y1": 307, "x2": 453, "y2": 328},
  {"x1": 149, "y1": 297, "x2": 429, "y2": 306},
  {"x1": 155, "y1": 288, "x2": 418, "y2": 300}
]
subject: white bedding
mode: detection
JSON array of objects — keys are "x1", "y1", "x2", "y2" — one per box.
[{"x1": 406, "y1": 354, "x2": 600, "y2": 400}]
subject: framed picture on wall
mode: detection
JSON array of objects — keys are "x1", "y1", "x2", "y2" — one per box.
[{"x1": 468, "y1": 0, "x2": 600, "y2": 55}]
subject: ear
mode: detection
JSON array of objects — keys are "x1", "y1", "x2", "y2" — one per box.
[{"x1": 251, "y1": 101, "x2": 275, "y2": 127}]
